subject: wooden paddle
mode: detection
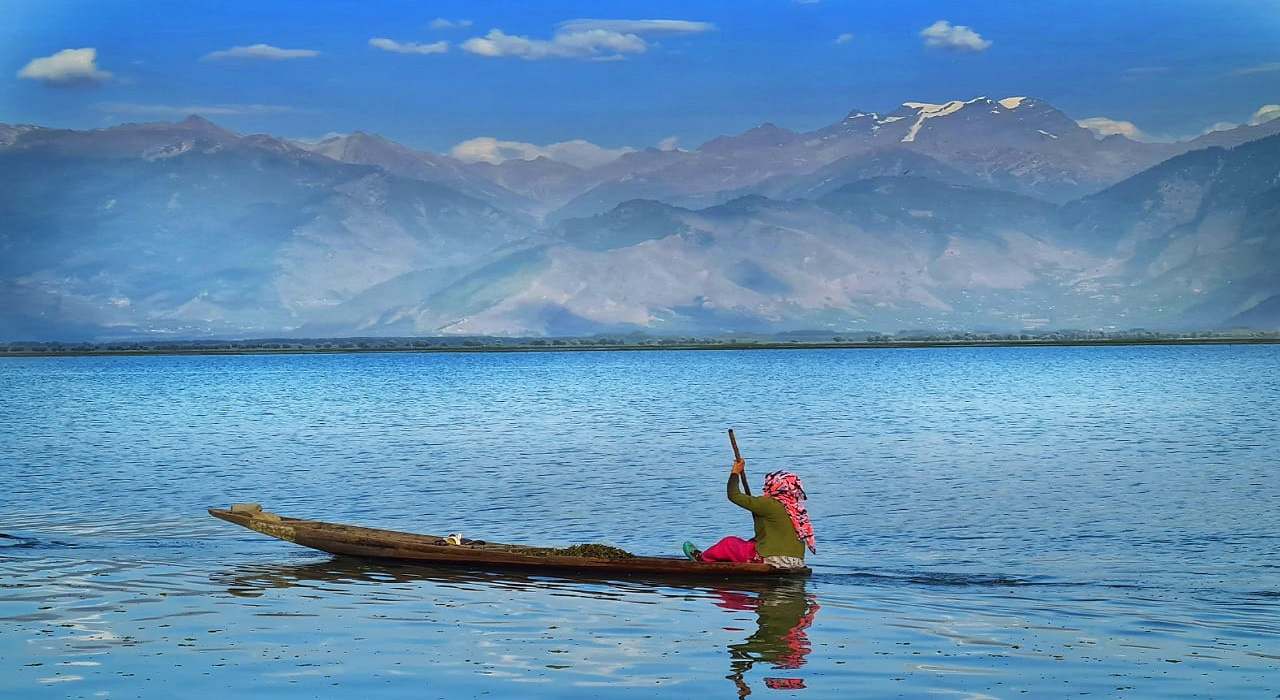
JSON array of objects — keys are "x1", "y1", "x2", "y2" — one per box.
[{"x1": 728, "y1": 428, "x2": 750, "y2": 495}]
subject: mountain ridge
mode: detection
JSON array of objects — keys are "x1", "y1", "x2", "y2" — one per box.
[{"x1": 2, "y1": 99, "x2": 1278, "y2": 340}]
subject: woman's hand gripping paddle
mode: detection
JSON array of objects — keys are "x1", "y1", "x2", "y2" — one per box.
[{"x1": 728, "y1": 429, "x2": 750, "y2": 495}]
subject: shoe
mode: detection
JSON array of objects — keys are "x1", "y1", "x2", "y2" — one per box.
[{"x1": 682, "y1": 541, "x2": 702, "y2": 561}]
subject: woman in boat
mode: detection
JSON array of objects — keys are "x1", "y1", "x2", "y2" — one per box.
[{"x1": 683, "y1": 458, "x2": 815, "y2": 569}]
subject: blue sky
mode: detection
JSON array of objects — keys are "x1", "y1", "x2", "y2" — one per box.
[{"x1": 3, "y1": 0, "x2": 1278, "y2": 165}]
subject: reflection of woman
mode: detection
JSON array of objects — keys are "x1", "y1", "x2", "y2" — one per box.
[
  {"x1": 714, "y1": 580, "x2": 820, "y2": 696},
  {"x1": 683, "y1": 458, "x2": 816, "y2": 569}
]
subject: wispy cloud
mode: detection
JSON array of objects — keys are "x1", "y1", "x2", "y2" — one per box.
[
  {"x1": 429, "y1": 18, "x2": 472, "y2": 30},
  {"x1": 1230, "y1": 61, "x2": 1280, "y2": 76},
  {"x1": 201, "y1": 44, "x2": 319, "y2": 62},
  {"x1": 1077, "y1": 116, "x2": 1147, "y2": 141},
  {"x1": 1201, "y1": 121, "x2": 1236, "y2": 135},
  {"x1": 920, "y1": 20, "x2": 992, "y2": 53},
  {"x1": 369, "y1": 38, "x2": 448, "y2": 55},
  {"x1": 461, "y1": 28, "x2": 645, "y2": 60},
  {"x1": 1196, "y1": 104, "x2": 1280, "y2": 136},
  {"x1": 17, "y1": 48, "x2": 114, "y2": 88},
  {"x1": 836, "y1": 33, "x2": 854, "y2": 45},
  {"x1": 556, "y1": 19, "x2": 715, "y2": 35},
  {"x1": 1249, "y1": 104, "x2": 1280, "y2": 125},
  {"x1": 460, "y1": 19, "x2": 714, "y2": 61},
  {"x1": 450, "y1": 136, "x2": 635, "y2": 168},
  {"x1": 96, "y1": 102, "x2": 294, "y2": 116}
]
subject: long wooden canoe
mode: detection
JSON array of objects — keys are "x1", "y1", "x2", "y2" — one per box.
[{"x1": 209, "y1": 508, "x2": 809, "y2": 577}]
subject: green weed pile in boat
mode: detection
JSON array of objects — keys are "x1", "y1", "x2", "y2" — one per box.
[
  {"x1": 556, "y1": 543, "x2": 634, "y2": 559},
  {"x1": 516, "y1": 543, "x2": 634, "y2": 559}
]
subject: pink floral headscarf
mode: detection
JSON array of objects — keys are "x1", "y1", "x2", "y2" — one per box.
[{"x1": 763, "y1": 470, "x2": 816, "y2": 554}]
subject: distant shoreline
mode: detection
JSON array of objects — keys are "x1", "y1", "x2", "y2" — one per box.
[{"x1": 3, "y1": 335, "x2": 1277, "y2": 358}]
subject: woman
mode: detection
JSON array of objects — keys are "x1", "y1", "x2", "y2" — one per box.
[{"x1": 683, "y1": 458, "x2": 815, "y2": 569}]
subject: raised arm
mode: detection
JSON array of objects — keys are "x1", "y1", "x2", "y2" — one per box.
[
  {"x1": 726, "y1": 457, "x2": 746, "y2": 495},
  {"x1": 726, "y1": 458, "x2": 769, "y2": 513}
]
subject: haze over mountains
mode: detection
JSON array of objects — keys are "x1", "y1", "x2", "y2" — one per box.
[{"x1": 2, "y1": 96, "x2": 1278, "y2": 340}]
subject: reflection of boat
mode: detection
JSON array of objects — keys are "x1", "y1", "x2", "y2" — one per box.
[
  {"x1": 213, "y1": 556, "x2": 571, "y2": 594},
  {"x1": 211, "y1": 556, "x2": 804, "y2": 599},
  {"x1": 211, "y1": 557, "x2": 819, "y2": 697},
  {"x1": 209, "y1": 508, "x2": 810, "y2": 577}
]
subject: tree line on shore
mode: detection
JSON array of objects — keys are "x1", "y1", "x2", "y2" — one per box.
[{"x1": 3, "y1": 329, "x2": 1277, "y2": 355}]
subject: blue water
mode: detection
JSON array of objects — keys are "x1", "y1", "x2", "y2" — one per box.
[{"x1": 2, "y1": 345, "x2": 1278, "y2": 698}]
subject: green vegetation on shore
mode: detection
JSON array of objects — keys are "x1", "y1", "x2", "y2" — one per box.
[{"x1": 3, "y1": 329, "x2": 1277, "y2": 357}]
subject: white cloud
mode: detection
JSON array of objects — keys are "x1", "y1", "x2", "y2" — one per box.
[
  {"x1": 459, "y1": 19, "x2": 713, "y2": 61},
  {"x1": 450, "y1": 136, "x2": 635, "y2": 168},
  {"x1": 1077, "y1": 117, "x2": 1147, "y2": 141},
  {"x1": 550, "y1": 29, "x2": 648, "y2": 56},
  {"x1": 920, "y1": 20, "x2": 992, "y2": 53},
  {"x1": 1248, "y1": 104, "x2": 1280, "y2": 125},
  {"x1": 369, "y1": 38, "x2": 448, "y2": 55},
  {"x1": 430, "y1": 18, "x2": 473, "y2": 30},
  {"x1": 17, "y1": 48, "x2": 114, "y2": 88},
  {"x1": 657, "y1": 136, "x2": 679, "y2": 151},
  {"x1": 1194, "y1": 105, "x2": 1280, "y2": 136},
  {"x1": 201, "y1": 44, "x2": 319, "y2": 61},
  {"x1": 1202, "y1": 121, "x2": 1237, "y2": 135},
  {"x1": 836, "y1": 33, "x2": 854, "y2": 45},
  {"x1": 556, "y1": 19, "x2": 715, "y2": 35},
  {"x1": 462, "y1": 28, "x2": 646, "y2": 60},
  {"x1": 96, "y1": 102, "x2": 293, "y2": 116},
  {"x1": 1230, "y1": 61, "x2": 1280, "y2": 76}
]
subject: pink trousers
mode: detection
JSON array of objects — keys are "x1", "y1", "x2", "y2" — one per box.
[{"x1": 700, "y1": 536, "x2": 759, "y2": 563}]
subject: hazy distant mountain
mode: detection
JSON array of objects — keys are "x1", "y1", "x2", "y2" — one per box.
[
  {"x1": 1061, "y1": 133, "x2": 1280, "y2": 329},
  {"x1": 540, "y1": 97, "x2": 1187, "y2": 222},
  {"x1": 1, "y1": 104, "x2": 1277, "y2": 340},
  {"x1": 302, "y1": 94, "x2": 1280, "y2": 226},
  {"x1": 351, "y1": 180, "x2": 1086, "y2": 336},
  {"x1": 0, "y1": 125, "x2": 537, "y2": 339},
  {"x1": 293, "y1": 131, "x2": 539, "y2": 222},
  {"x1": 1, "y1": 115, "x2": 247, "y2": 159},
  {"x1": 1172, "y1": 116, "x2": 1280, "y2": 154},
  {"x1": 321, "y1": 137, "x2": 1280, "y2": 336},
  {"x1": 462, "y1": 156, "x2": 595, "y2": 219},
  {"x1": 732, "y1": 148, "x2": 983, "y2": 201}
]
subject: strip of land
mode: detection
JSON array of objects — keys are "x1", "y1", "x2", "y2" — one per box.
[{"x1": 3, "y1": 331, "x2": 1277, "y2": 357}]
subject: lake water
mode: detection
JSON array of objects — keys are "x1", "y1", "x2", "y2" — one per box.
[{"x1": 2, "y1": 345, "x2": 1278, "y2": 698}]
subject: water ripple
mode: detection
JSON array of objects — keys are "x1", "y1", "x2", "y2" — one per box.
[{"x1": 2, "y1": 346, "x2": 1279, "y2": 698}]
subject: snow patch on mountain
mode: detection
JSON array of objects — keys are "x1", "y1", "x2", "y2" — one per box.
[{"x1": 900, "y1": 99, "x2": 982, "y2": 142}]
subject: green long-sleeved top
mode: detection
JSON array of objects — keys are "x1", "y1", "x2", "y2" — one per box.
[{"x1": 727, "y1": 475, "x2": 805, "y2": 559}]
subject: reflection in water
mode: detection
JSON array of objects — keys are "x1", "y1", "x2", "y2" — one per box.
[
  {"x1": 713, "y1": 580, "x2": 819, "y2": 697},
  {"x1": 212, "y1": 556, "x2": 501, "y2": 593},
  {"x1": 210, "y1": 555, "x2": 723, "y2": 600},
  {"x1": 213, "y1": 556, "x2": 820, "y2": 696},
  {"x1": 4, "y1": 348, "x2": 1278, "y2": 698}
]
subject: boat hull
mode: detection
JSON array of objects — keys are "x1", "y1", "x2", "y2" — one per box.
[{"x1": 209, "y1": 509, "x2": 810, "y2": 577}]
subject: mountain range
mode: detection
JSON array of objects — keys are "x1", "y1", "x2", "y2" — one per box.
[{"x1": 2, "y1": 96, "x2": 1278, "y2": 340}]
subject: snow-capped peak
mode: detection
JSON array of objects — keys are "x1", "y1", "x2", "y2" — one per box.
[
  {"x1": 898, "y1": 99, "x2": 978, "y2": 142},
  {"x1": 900, "y1": 100, "x2": 966, "y2": 113},
  {"x1": 901, "y1": 96, "x2": 990, "y2": 111}
]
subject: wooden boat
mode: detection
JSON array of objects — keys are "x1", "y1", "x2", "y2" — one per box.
[{"x1": 209, "y1": 507, "x2": 810, "y2": 578}]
